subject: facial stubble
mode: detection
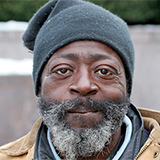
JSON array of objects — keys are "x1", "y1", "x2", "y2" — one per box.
[{"x1": 37, "y1": 97, "x2": 130, "y2": 160}]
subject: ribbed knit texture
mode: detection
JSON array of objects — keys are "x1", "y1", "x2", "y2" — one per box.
[{"x1": 22, "y1": 0, "x2": 135, "y2": 96}]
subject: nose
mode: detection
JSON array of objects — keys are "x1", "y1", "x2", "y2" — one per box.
[{"x1": 69, "y1": 71, "x2": 98, "y2": 96}]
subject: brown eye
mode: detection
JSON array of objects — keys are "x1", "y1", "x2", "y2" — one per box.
[
  {"x1": 56, "y1": 68, "x2": 71, "y2": 75},
  {"x1": 97, "y1": 69, "x2": 112, "y2": 75}
]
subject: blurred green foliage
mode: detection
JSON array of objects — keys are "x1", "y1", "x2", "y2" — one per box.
[
  {"x1": 0, "y1": 0, "x2": 48, "y2": 21},
  {"x1": 89, "y1": 0, "x2": 160, "y2": 24},
  {"x1": 0, "y1": 0, "x2": 160, "y2": 24}
]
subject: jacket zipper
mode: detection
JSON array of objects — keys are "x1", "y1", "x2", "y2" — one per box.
[{"x1": 134, "y1": 142, "x2": 152, "y2": 160}]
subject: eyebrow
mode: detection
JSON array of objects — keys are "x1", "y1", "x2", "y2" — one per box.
[
  {"x1": 48, "y1": 52, "x2": 115, "y2": 66},
  {"x1": 55, "y1": 53, "x2": 112, "y2": 60},
  {"x1": 57, "y1": 53, "x2": 79, "y2": 60},
  {"x1": 47, "y1": 53, "x2": 79, "y2": 66},
  {"x1": 89, "y1": 53, "x2": 113, "y2": 61}
]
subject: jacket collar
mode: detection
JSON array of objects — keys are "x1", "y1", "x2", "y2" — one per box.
[
  {"x1": 0, "y1": 118, "x2": 42, "y2": 156},
  {"x1": 118, "y1": 104, "x2": 148, "y2": 159},
  {"x1": 33, "y1": 121, "x2": 55, "y2": 160}
]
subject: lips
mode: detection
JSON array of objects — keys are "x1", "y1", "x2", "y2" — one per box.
[
  {"x1": 68, "y1": 105, "x2": 98, "y2": 114},
  {"x1": 65, "y1": 107, "x2": 104, "y2": 129}
]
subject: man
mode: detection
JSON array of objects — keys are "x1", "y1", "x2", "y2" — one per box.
[{"x1": 0, "y1": 0, "x2": 160, "y2": 159}]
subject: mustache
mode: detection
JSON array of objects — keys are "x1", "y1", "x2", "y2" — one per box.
[{"x1": 38, "y1": 97, "x2": 130, "y2": 119}]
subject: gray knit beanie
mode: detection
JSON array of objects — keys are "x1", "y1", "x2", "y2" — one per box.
[{"x1": 22, "y1": 0, "x2": 135, "y2": 96}]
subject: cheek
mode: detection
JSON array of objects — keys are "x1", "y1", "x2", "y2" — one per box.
[
  {"x1": 107, "y1": 75, "x2": 127, "y2": 100},
  {"x1": 100, "y1": 83, "x2": 126, "y2": 100},
  {"x1": 95, "y1": 72, "x2": 126, "y2": 100},
  {"x1": 41, "y1": 78, "x2": 62, "y2": 101}
]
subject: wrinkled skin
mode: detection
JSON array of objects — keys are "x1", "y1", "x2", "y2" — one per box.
[{"x1": 39, "y1": 40, "x2": 127, "y2": 159}]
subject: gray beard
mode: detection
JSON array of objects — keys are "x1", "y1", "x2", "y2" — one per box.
[{"x1": 37, "y1": 97, "x2": 130, "y2": 160}]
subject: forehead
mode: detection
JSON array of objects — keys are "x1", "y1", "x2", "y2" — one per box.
[{"x1": 47, "y1": 40, "x2": 124, "y2": 67}]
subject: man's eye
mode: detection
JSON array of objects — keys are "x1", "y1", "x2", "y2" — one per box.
[
  {"x1": 56, "y1": 68, "x2": 71, "y2": 75},
  {"x1": 97, "y1": 69, "x2": 112, "y2": 75}
]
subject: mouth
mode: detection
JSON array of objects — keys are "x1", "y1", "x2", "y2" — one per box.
[
  {"x1": 65, "y1": 106, "x2": 104, "y2": 129},
  {"x1": 68, "y1": 105, "x2": 98, "y2": 114},
  {"x1": 67, "y1": 111, "x2": 99, "y2": 118}
]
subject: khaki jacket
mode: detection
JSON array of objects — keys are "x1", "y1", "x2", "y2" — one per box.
[{"x1": 0, "y1": 108, "x2": 160, "y2": 160}]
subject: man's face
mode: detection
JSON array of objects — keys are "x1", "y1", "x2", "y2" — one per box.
[
  {"x1": 38, "y1": 40, "x2": 128, "y2": 159},
  {"x1": 40, "y1": 40, "x2": 126, "y2": 129}
]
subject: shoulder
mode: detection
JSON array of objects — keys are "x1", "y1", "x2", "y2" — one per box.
[
  {"x1": 138, "y1": 107, "x2": 160, "y2": 145},
  {"x1": 135, "y1": 108, "x2": 160, "y2": 160},
  {"x1": 138, "y1": 107, "x2": 160, "y2": 125},
  {"x1": 0, "y1": 118, "x2": 42, "y2": 160},
  {"x1": 0, "y1": 153, "x2": 27, "y2": 160}
]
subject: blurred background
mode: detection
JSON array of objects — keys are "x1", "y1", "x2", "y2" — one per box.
[{"x1": 0, "y1": 0, "x2": 160, "y2": 146}]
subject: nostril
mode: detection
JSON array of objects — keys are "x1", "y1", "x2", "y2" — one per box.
[
  {"x1": 87, "y1": 90, "x2": 97, "y2": 96},
  {"x1": 70, "y1": 89, "x2": 80, "y2": 94},
  {"x1": 69, "y1": 82, "x2": 99, "y2": 96},
  {"x1": 70, "y1": 88, "x2": 98, "y2": 96}
]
